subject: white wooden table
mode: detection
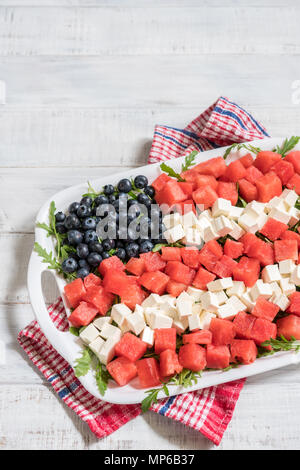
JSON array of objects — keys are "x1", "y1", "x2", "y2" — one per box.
[{"x1": 1, "y1": 0, "x2": 300, "y2": 450}]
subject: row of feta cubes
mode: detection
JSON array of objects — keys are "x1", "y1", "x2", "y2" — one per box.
[{"x1": 162, "y1": 189, "x2": 300, "y2": 246}]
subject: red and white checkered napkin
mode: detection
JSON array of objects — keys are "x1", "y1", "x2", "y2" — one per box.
[{"x1": 18, "y1": 97, "x2": 268, "y2": 445}]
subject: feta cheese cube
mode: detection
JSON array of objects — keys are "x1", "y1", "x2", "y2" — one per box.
[
  {"x1": 269, "y1": 281, "x2": 282, "y2": 297},
  {"x1": 98, "y1": 337, "x2": 119, "y2": 365},
  {"x1": 238, "y1": 213, "x2": 259, "y2": 233},
  {"x1": 199, "y1": 311, "x2": 216, "y2": 329},
  {"x1": 99, "y1": 323, "x2": 122, "y2": 341},
  {"x1": 182, "y1": 227, "x2": 203, "y2": 247},
  {"x1": 229, "y1": 220, "x2": 245, "y2": 240},
  {"x1": 279, "y1": 259, "x2": 296, "y2": 275},
  {"x1": 261, "y1": 264, "x2": 281, "y2": 283},
  {"x1": 163, "y1": 224, "x2": 185, "y2": 243},
  {"x1": 212, "y1": 198, "x2": 232, "y2": 218},
  {"x1": 120, "y1": 319, "x2": 131, "y2": 334},
  {"x1": 141, "y1": 293, "x2": 162, "y2": 309},
  {"x1": 245, "y1": 201, "x2": 266, "y2": 217},
  {"x1": 215, "y1": 290, "x2": 228, "y2": 305},
  {"x1": 256, "y1": 213, "x2": 268, "y2": 231},
  {"x1": 202, "y1": 224, "x2": 218, "y2": 242},
  {"x1": 226, "y1": 281, "x2": 246, "y2": 298},
  {"x1": 150, "y1": 313, "x2": 173, "y2": 329},
  {"x1": 212, "y1": 215, "x2": 233, "y2": 237},
  {"x1": 217, "y1": 302, "x2": 234, "y2": 319},
  {"x1": 144, "y1": 307, "x2": 160, "y2": 326},
  {"x1": 134, "y1": 304, "x2": 145, "y2": 318},
  {"x1": 240, "y1": 290, "x2": 255, "y2": 312},
  {"x1": 79, "y1": 324, "x2": 100, "y2": 345},
  {"x1": 163, "y1": 213, "x2": 182, "y2": 229},
  {"x1": 287, "y1": 207, "x2": 300, "y2": 226},
  {"x1": 187, "y1": 286, "x2": 205, "y2": 301},
  {"x1": 249, "y1": 280, "x2": 272, "y2": 301},
  {"x1": 207, "y1": 277, "x2": 233, "y2": 292},
  {"x1": 111, "y1": 303, "x2": 132, "y2": 327},
  {"x1": 200, "y1": 291, "x2": 220, "y2": 313},
  {"x1": 188, "y1": 313, "x2": 202, "y2": 331},
  {"x1": 89, "y1": 336, "x2": 105, "y2": 358},
  {"x1": 266, "y1": 196, "x2": 284, "y2": 212},
  {"x1": 228, "y1": 205, "x2": 244, "y2": 220},
  {"x1": 279, "y1": 278, "x2": 296, "y2": 296},
  {"x1": 93, "y1": 316, "x2": 112, "y2": 331},
  {"x1": 126, "y1": 312, "x2": 146, "y2": 335},
  {"x1": 268, "y1": 208, "x2": 291, "y2": 225},
  {"x1": 172, "y1": 317, "x2": 189, "y2": 333},
  {"x1": 270, "y1": 294, "x2": 290, "y2": 311},
  {"x1": 197, "y1": 209, "x2": 212, "y2": 222},
  {"x1": 192, "y1": 303, "x2": 202, "y2": 315},
  {"x1": 281, "y1": 189, "x2": 298, "y2": 208},
  {"x1": 140, "y1": 326, "x2": 154, "y2": 346},
  {"x1": 176, "y1": 291, "x2": 193, "y2": 318},
  {"x1": 290, "y1": 265, "x2": 300, "y2": 285},
  {"x1": 227, "y1": 295, "x2": 247, "y2": 312},
  {"x1": 182, "y1": 211, "x2": 198, "y2": 228}
]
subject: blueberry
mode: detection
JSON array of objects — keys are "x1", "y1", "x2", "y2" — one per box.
[
  {"x1": 55, "y1": 211, "x2": 65, "y2": 223},
  {"x1": 134, "y1": 175, "x2": 148, "y2": 189},
  {"x1": 94, "y1": 195, "x2": 109, "y2": 206},
  {"x1": 76, "y1": 267, "x2": 90, "y2": 279},
  {"x1": 64, "y1": 214, "x2": 81, "y2": 230},
  {"x1": 112, "y1": 200, "x2": 120, "y2": 213},
  {"x1": 102, "y1": 251, "x2": 110, "y2": 260},
  {"x1": 88, "y1": 241, "x2": 103, "y2": 254},
  {"x1": 78, "y1": 259, "x2": 89, "y2": 269},
  {"x1": 116, "y1": 240, "x2": 124, "y2": 248},
  {"x1": 128, "y1": 199, "x2": 139, "y2": 208},
  {"x1": 69, "y1": 202, "x2": 80, "y2": 214},
  {"x1": 115, "y1": 248, "x2": 126, "y2": 260},
  {"x1": 81, "y1": 217, "x2": 97, "y2": 231},
  {"x1": 102, "y1": 239, "x2": 115, "y2": 251},
  {"x1": 139, "y1": 240, "x2": 154, "y2": 253},
  {"x1": 127, "y1": 213, "x2": 136, "y2": 224},
  {"x1": 80, "y1": 196, "x2": 93, "y2": 207},
  {"x1": 127, "y1": 226, "x2": 139, "y2": 241},
  {"x1": 144, "y1": 185, "x2": 155, "y2": 198},
  {"x1": 137, "y1": 193, "x2": 151, "y2": 207},
  {"x1": 77, "y1": 204, "x2": 92, "y2": 219},
  {"x1": 62, "y1": 257, "x2": 78, "y2": 273},
  {"x1": 126, "y1": 242, "x2": 139, "y2": 258},
  {"x1": 56, "y1": 222, "x2": 67, "y2": 234},
  {"x1": 76, "y1": 243, "x2": 89, "y2": 259},
  {"x1": 109, "y1": 194, "x2": 117, "y2": 203},
  {"x1": 117, "y1": 179, "x2": 132, "y2": 193},
  {"x1": 68, "y1": 230, "x2": 83, "y2": 246},
  {"x1": 104, "y1": 184, "x2": 115, "y2": 196},
  {"x1": 87, "y1": 252, "x2": 102, "y2": 267},
  {"x1": 84, "y1": 230, "x2": 99, "y2": 244}
]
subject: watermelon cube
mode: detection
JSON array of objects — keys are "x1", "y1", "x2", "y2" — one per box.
[
  {"x1": 182, "y1": 330, "x2": 212, "y2": 345},
  {"x1": 230, "y1": 339, "x2": 257, "y2": 365},
  {"x1": 83, "y1": 286, "x2": 115, "y2": 316},
  {"x1": 64, "y1": 278, "x2": 86, "y2": 309},
  {"x1": 211, "y1": 255, "x2": 237, "y2": 278},
  {"x1": 224, "y1": 239, "x2": 244, "y2": 259},
  {"x1": 244, "y1": 165, "x2": 263, "y2": 185},
  {"x1": 209, "y1": 318, "x2": 236, "y2": 346},
  {"x1": 140, "y1": 252, "x2": 166, "y2": 272},
  {"x1": 217, "y1": 181, "x2": 238, "y2": 206},
  {"x1": 239, "y1": 153, "x2": 254, "y2": 168},
  {"x1": 250, "y1": 317, "x2": 277, "y2": 346},
  {"x1": 155, "y1": 180, "x2": 186, "y2": 208},
  {"x1": 277, "y1": 314, "x2": 300, "y2": 340},
  {"x1": 225, "y1": 159, "x2": 247, "y2": 182},
  {"x1": 172, "y1": 199, "x2": 196, "y2": 215},
  {"x1": 247, "y1": 237, "x2": 275, "y2": 267},
  {"x1": 256, "y1": 171, "x2": 282, "y2": 202},
  {"x1": 252, "y1": 296, "x2": 279, "y2": 322},
  {"x1": 152, "y1": 173, "x2": 172, "y2": 193},
  {"x1": 115, "y1": 333, "x2": 147, "y2": 362},
  {"x1": 198, "y1": 240, "x2": 223, "y2": 272},
  {"x1": 192, "y1": 266, "x2": 216, "y2": 290},
  {"x1": 159, "y1": 349, "x2": 183, "y2": 377},
  {"x1": 161, "y1": 247, "x2": 182, "y2": 262},
  {"x1": 260, "y1": 218, "x2": 288, "y2": 241},
  {"x1": 178, "y1": 343, "x2": 207, "y2": 372},
  {"x1": 286, "y1": 173, "x2": 300, "y2": 194},
  {"x1": 206, "y1": 344, "x2": 230, "y2": 369},
  {"x1": 194, "y1": 156, "x2": 227, "y2": 178},
  {"x1": 165, "y1": 260, "x2": 195, "y2": 285},
  {"x1": 285, "y1": 150, "x2": 300, "y2": 174},
  {"x1": 253, "y1": 151, "x2": 281, "y2": 174},
  {"x1": 271, "y1": 159, "x2": 295, "y2": 185},
  {"x1": 107, "y1": 356, "x2": 137, "y2": 386},
  {"x1": 274, "y1": 239, "x2": 298, "y2": 262},
  {"x1": 136, "y1": 358, "x2": 161, "y2": 388},
  {"x1": 154, "y1": 328, "x2": 177, "y2": 354},
  {"x1": 180, "y1": 169, "x2": 198, "y2": 183},
  {"x1": 121, "y1": 280, "x2": 147, "y2": 310},
  {"x1": 233, "y1": 312, "x2": 256, "y2": 340},
  {"x1": 68, "y1": 301, "x2": 99, "y2": 327},
  {"x1": 280, "y1": 230, "x2": 300, "y2": 248},
  {"x1": 83, "y1": 273, "x2": 101, "y2": 290},
  {"x1": 98, "y1": 255, "x2": 125, "y2": 277},
  {"x1": 241, "y1": 233, "x2": 258, "y2": 255},
  {"x1": 192, "y1": 186, "x2": 218, "y2": 210},
  {"x1": 181, "y1": 247, "x2": 200, "y2": 269},
  {"x1": 286, "y1": 292, "x2": 300, "y2": 316},
  {"x1": 233, "y1": 256, "x2": 260, "y2": 287},
  {"x1": 125, "y1": 257, "x2": 145, "y2": 276},
  {"x1": 103, "y1": 269, "x2": 129, "y2": 295},
  {"x1": 166, "y1": 279, "x2": 188, "y2": 297},
  {"x1": 238, "y1": 178, "x2": 257, "y2": 202},
  {"x1": 139, "y1": 270, "x2": 170, "y2": 295},
  {"x1": 178, "y1": 181, "x2": 196, "y2": 196},
  {"x1": 195, "y1": 174, "x2": 218, "y2": 191}
]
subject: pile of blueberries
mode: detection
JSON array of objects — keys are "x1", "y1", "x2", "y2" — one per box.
[{"x1": 55, "y1": 175, "x2": 166, "y2": 279}]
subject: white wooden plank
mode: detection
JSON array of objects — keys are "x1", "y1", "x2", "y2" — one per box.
[
  {"x1": 0, "y1": 104, "x2": 298, "y2": 168},
  {"x1": 0, "y1": 5, "x2": 298, "y2": 55},
  {"x1": 0, "y1": 1, "x2": 295, "y2": 7}
]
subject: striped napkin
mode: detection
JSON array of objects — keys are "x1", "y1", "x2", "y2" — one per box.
[{"x1": 18, "y1": 97, "x2": 268, "y2": 445}]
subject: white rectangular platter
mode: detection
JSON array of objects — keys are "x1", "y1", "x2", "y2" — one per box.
[{"x1": 27, "y1": 137, "x2": 300, "y2": 404}]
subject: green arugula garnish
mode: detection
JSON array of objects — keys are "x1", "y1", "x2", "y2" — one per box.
[
  {"x1": 74, "y1": 347, "x2": 94, "y2": 377},
  {"x1": 69, "y1": 326, "x2": 80, "y2": 337},
  {"x1": 81, "y1": 181, "x2": 102, "y2": 200},
  {"x1": 160, "y1": 151, "x2": 198, "y2": 182},
  {"x1": 261, "y1": 335, "x2": 300, "y2": 352},
  {"x1": 181, "y1": 150, "x2": 198, "y2": 172},
  {"x1": 160, "y1": 162, "x2": 185, "y2": 182},
  {"x1": 152, "y1": 241, "x2": 185, "y2": 253},
  {"x1": 34, "y1": 242, "x2": 77, "y2": 281},
  {"x1": 95, "y1": 362, "x2": 112, "y2": 396},
  {"x1": 273, "y1": 136, "x2": 300, "y2": 158},
  {"x1": 141, "y1": 382, "x2": 170, "y2": 412},
  {"x1": 36, "y1": 201, "x2": 66, "y2": 259},
  {"x1": 223, "y1": 143, "x2": 261, "y2": 160}
]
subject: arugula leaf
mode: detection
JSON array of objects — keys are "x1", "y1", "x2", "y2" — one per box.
[
  {"x1": 274, "y1": 136, "x2": 300, "y2": 158},
  {"x1": 81, "y1": 181, "x2": 102, "y2": 200},
  {"x1": 69, "y1": 326, "x2": 80, "y2": 337},
  {"x1": 223, "y1": 143, "x2": 261, "y2": 160},
  {"x1": 74, "y1": 347, "x2": 94, "y2": 377},
  {"x1": 170, "y1": 368, "x2": 202, "y2": 388},
  {"x1": 160, "y1": 162, "x2": 185, "y2": 182},
  {"x1": 262, "y1": 335, "x2": 300, "y2": 352},
  {"x1": 95, "y1": 362, "x2": 111, "y2": 396},
  {"x1": 36, "y1": 201, "x2": 66, "y2": 259},
  {"x1": 181, "y1": 151, "x2": 198, "y2": 172},
  {"x1": 34, "y1": 242, "x2": 62, "y2": 272},
  {"x1": 141, "y1": 383, "x2": 170, "y2": 412}
]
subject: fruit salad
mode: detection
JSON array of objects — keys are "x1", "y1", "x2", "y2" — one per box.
[{"x1": 35, "y1": 137, "x2": 300, "y2": 410}]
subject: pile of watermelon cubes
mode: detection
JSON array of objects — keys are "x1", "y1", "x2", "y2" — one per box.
[{"x1": 64, "y1": 147, "x2": 300, "y2": 391}]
